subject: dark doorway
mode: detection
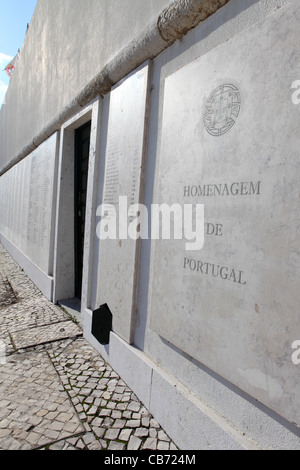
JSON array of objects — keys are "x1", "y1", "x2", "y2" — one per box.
[{"x1": 74, "y1": 121, "x2": 91, "y2": 299}]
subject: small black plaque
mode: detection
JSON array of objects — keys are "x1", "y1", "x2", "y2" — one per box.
[{"x1": 91, "y1": 304, "x2": 113, "y2": 345}]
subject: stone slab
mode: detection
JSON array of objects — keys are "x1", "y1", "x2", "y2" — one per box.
[
  {"x1": 95, "y1": 62, "x2": 151, "y2": 344},
  {"x1": 149, "y1": 2, "x2": 300, "y2": 426},
  {"x1": 149, "y1": 367, "x2": 253, "y2": 450},
  {"x1": 0, "y1": 297, "x2": 69, "y2": 334},
  {"x1": 11, "y1": 321, "x2": 82, "y2": 350},
  {"x1": 0, "y1": 133, "x2": 58, "y2": 276}
]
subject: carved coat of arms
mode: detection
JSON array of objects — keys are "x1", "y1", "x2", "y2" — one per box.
[{"x1": 204, "y1": 84, "x2": 241, "y2": 136}]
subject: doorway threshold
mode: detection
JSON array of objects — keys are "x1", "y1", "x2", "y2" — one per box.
[{"x1": 58, "y1": 297, "x2": 82, "y2": 327}]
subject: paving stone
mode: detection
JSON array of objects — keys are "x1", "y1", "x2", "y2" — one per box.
[
  {"x1": 149, "y1": 428, "x2": 158, "y2": 438},
  {"x1": 158, "y1": 429, "x2": 170, "y2": 441},
  {"x1": 0, "y1": 429, "x2": 11, "y2": 438},
  {"x1": 128, "y1": 435, "x2": 142, "y2": 450},
  {"x1": 0, "y1": 351, "x2": 84, "y2": 450},
  {"x1": 150, "y1": 418, "x2": 160, "y2": 428},
  {"x1": 83, "y1": 422, "x2": 92, "y2": 432},
  {"x1": 106, "y1": 402, "x2": 116, "y2": 410},
  {"x1": 0, "y1": 419, "x2": 10, "y2": 429},
  {"x1": 119, "y1": 428, "x2": 133, "y2": 441},
  {"x1": 108, "y1": 441, "x2": 126, "y2": 450},
  {"x1": 87, "y1": 406, "x2": 98, "y2": 415},
  {"x1": 64, "y1": 421, "x2": 81, "y2": 433},
  {"x1": 66, "y1": 437, "x2": 78, "y2": 445},
  {"x1": 56, "y1": 412, "x2": 74, "y2": 423},
  {"x1": 83, "y1": 432, "x2": 96, "y2": 445},
  {"x1": 87, "y1": 440, "x2": 103, "y2": 450},
  {"x1": 127, "y1": 419, "x2": 141, "y2": 428},
  {"x1": 135, "y1": 427, "x2": 149, "y2": 438},
  {"x1": 99, "y1": 439, "x2": 108, "y2": 449},
  {"x1": 127, "y1": 401, "x2": 141, "y2": 412},
  {"x1": 102, "y1": 417, "x2": 114, "y2": 428},
  {"x1": 113, "y1": 419, "x2": 126, "y2": 429},
  {"x1": 92, "y1": 427, "x2": 106, "y2": 439},
  {"x1": 121, "y1": 395, "x2": 131, "y2": 402},
  {"x1": 36, "y1": 409, "x2": 49, "y2": 418},
  {"x1": 76, "y1": 439, "x2": 86, "y2": 450},
  {"x1": 91, "y1": 417, "x2": 103, "y2": 427},
  {"x1": 46, "y1": 411, "x2": 59, "y2": 420},
  {"x1": 158, "y1": 441, "x2": 170, "y2": 450},
  {"x1": 116, "y1": 403, "x2": 128, "y2": 411},
  {"x1": 112, "y1": 393, "x2": 123, "y2": 401},
  {"x1": 100, "y1": 409, "x2": 111, "y2": 417},
  {"x1": 105, "y1": 428, "x2": 120, "y2": 440},
  {"x1": 0, "y1": 243, "x2": 177, "y2": 451},
  {"x1": 143, "y1": 437, "x2": 158, "y2": 450},
  {"x1": 111, "y1": 410, "x2": 121, "y2": 418},
  {"x1": 49, "y1": 441, "x2": 65, "y2": 450}
]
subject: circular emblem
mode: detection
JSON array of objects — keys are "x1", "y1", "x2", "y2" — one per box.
[{"x1": 204, "y1": 84, "x2": 241, "y2": 136}]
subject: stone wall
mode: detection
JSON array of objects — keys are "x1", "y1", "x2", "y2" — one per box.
[{"x1": 0, "y1": 0, "x2": 299, "y2": 450}]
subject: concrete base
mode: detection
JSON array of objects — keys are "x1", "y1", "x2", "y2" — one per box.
[
  {"x1": 83, "y1": 308, "x2": 300, "y2": 450},
  {"x1": 58, "y1": 297, "x2": 82, "y2": 326},
  {"x1": 83, "y1": 308, "x2": 264, "y2": 450}
]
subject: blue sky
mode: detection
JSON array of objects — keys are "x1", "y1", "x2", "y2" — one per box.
[{"x1": 0, "y1": 0, "x2": 37, "y2": 107}]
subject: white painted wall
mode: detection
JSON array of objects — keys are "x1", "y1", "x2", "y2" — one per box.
[{"x1": 0, "y1": 0, "x2": 172, "y2": 171}]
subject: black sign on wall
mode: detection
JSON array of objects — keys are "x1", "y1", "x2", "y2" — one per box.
[{"x1": 91, "y1": 304, "x2": 113, "y2": 345}]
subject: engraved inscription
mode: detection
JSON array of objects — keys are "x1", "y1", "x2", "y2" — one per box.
[
  {"x1": 27, "y1": 154, "x2": 53, "y2": 249},
  {"x1": 204, "y1": 84, "x2": 241, "y2": 136},
  {"x1": 184, "y1": 181, "x2": 261, "y2": 197},
  {"x1": 184, "y1": 257, "x2": 246, "y2": 285},
  {"x1": 103, "y1": 127, "x2": 120, "y2": 207},
  {"x1": 182, "y1": 180, "x2": 262, "y2": 283}
]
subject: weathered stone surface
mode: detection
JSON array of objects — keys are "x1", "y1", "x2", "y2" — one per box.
[
  {"x1": 158, "y1": 0, "x2": 230, "y2": 43},
  {"x1": 0, "y1": 351, "x2": 84, "y2": 450}
]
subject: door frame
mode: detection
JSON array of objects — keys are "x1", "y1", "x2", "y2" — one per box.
[{"x1": 53, "y1": 98, "x2": 102, "y2": 314}]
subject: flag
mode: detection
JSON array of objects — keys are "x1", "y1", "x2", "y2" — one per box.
[{"x1": 4, "y1": 53, "x2": 19, "y2": 77}]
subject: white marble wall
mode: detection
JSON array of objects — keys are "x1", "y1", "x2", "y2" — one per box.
[
  {"x1": 149, "y1": 2, "x2": 300, "y2": 426},
  {"x1": 0, "y1": 133, "x2": 58, "y2": 275},
  {"x1": 93, "y1": 63, "x2": 151, "y2": 344}
]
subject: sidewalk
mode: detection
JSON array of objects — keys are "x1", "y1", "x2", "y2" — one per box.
[{"x1": 0, "y1": 243, "x2": 177, "y2": 451}]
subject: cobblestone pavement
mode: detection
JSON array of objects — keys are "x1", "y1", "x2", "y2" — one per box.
[{"x1": 0, "y1": 244, "x2": 177, "y2": 450}]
